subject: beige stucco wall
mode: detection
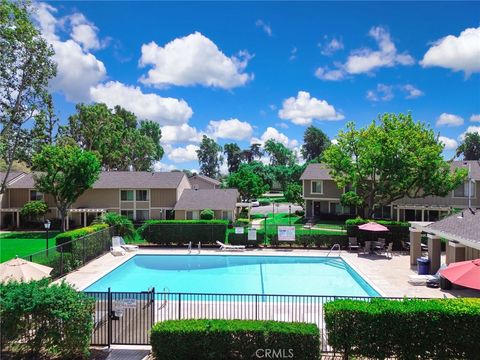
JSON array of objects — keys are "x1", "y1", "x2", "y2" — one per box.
[
  {"x1": 73, "y1": 189, "x2": 119, "y2": 209},
  {"x1": 176, "y1": 175, "x2": 192, "y2": 200},
  {"x1": 189, "y1": 177, "x2": 218, "y2": 190},
  {"x1": 151, "y1": 189, "x2": 177, "y2": 208},
  {"x1": 7, "y1": 189, "x2": 57, "y2": 208},
  {"x1": 175, "y1": 210, "x2": 186, "y2": 220},
  {"x1": 466, "y1": 246, "x2": 480, "y2": 261},
  {"x1": 303, "y1": 180, "x2": 342, "y2": 199},
  {"x1": 150, "y1": 209, "x2": 164, "y2": 220}
]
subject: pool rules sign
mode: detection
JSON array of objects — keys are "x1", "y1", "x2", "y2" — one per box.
[{"x1": 278, "y1": 226, "x2": 295, "y2": 241}]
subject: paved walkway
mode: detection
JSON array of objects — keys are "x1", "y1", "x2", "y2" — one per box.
[{"x1": 89, "y1": 347, "x2": 150, "y2": 360}]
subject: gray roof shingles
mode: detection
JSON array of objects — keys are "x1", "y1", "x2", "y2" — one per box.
[
  {"x1": 426, "y1": 209, "x2": 480, "y2": 245},
  {"x1": 189, "y1": 174, "x2": 221, "y2": 185},
  {"x1": 174, "y1": 189, "x2": 239, "y2": 211}
]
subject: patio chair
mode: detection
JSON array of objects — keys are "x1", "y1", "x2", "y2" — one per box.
[
  {"x1": 383, "y1": 242, "x2": 393, "y2": 259},
  {"x1": 374, "y1": 239, "x2": 386, "y2": 252},
  {"x1": 113, "y1": 236, "x2": 139, "y2": 252},
  {"x1": 110, "y1": 237, "x2": 126, "y2": 256},
  {"x1": 361, "y1": 241, "x2": 371, "y2": 255},
  {"x1": 348, "y1": 237, "x2": 360, "y2": 252},
  {"x1": 216, "y1": 241, "x2": 246, "y2": 251}
]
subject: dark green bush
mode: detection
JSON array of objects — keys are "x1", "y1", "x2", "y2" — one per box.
[
  {"x1": 200, "y1": 208, "x2": 214, "y2": 220},
  {"x1": 324, "y1": 298, "x2": 480, "y2": 360},
  {"x1": 227, "y1": 230, "x2": 264, "y2": 247},
  {"x1": 138, "y1": 220, "x2": 228, "y2": 245},
  {"x1": 345, "y1": 218, "x2": 409, "y2": 226},
  {"x1": 295, "y1": 209, "x2": 305, "y2": 216},
  {"x1": 56, "y1": 223, "x2": 109, "y2": 249},
  {"x1": 20, "y1": 200, "x2": 48, "y2": 218},
  {"x1": 150, "y1": 319, "x2": 320, "y2": 360},
  {"x1": 259, "y1": 199, "x2": 271, "y2": 206},
  {"x1": 99, "y1": 212, "x2": 135, "y2": 239},
  {"x1": 0, "y1": 280, "x2": 94, "y2": 359},
  {"x1": 345, "y1": 218, "x2": 410, "y2": 249}
]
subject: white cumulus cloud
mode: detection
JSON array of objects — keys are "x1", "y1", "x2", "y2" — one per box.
[
  {"x1": 319, "y1": 36, "x2": 344, "y2": 56},
  {"x1": 438, "y1": 136, "x2": 458, "y2": 150},
  {"x1": 460, "y1": 126, "x2": 480, "y2": 141},
  {"x1": 436, "y1": 113, "x2": 464, "y2": 127},
  {"x1": 251, "y1": 127, "x2": 298, "y2": 149},
  {"x1": 366, "y1": 84, "x2": 394, "y2": 102},
  {"x1": 167, "y1": 144, "x2": 200, "y2": 163},
  {"x1": 161, "y1": 124, "x2": 202, "y2": 144},
  {"x1": 139, "y1": 32, "x2": 253, "y2": 89},
  {"x1": 402, "y1": 84, "x2": 424, "y2": 99},
  {"x1": 90, "y1": 81, "x2": 193, "y2": 125},
  {"x1": 315, "y1": 26, "x2": 414, "y2": 81},
  {"x1": 207, "y1": 119, "x2": 253, "y2": 140},
  {"x1": 68, "y1": 13, "x2": 105, "y2": 51},
  {"x1": 470, "y1": 114, "x2": 480, "y2": 122},
  {"x1": 256, "y1": 19, "x2": 272, "y2": 36},
  {"x1": 278, "y1": 91, "x2": 344, "y2": 125},
  {"x1": 421, "y1": 27, "x2": 480, "y2": 76}
]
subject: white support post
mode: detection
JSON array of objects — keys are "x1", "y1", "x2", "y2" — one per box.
[
  {"x1": 16, "y1": 211, "x2": 20, "y2": 228},
  {"x1": 83, "y1": 212, "x2": 87, "y2": 227}
]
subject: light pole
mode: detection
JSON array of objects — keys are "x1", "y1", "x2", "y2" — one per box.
[
  {"x1": 44, "y1": 219, "x2": 51, "y2": 257},
  {"x1": 264, "y1": 214, "x2": 268, "y2": 244},
  {"x1": 289, "y1": 204, "x2": 292, "y2": 225}
]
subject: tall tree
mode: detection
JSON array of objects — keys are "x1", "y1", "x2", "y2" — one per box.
[
  {"x1": 264, "y1": 139, "x2": 296, "y2": 166},
  {"x1": 224, "y1": 143, "x2": 242, "y2": 173},
  {"x1": 284, "y1": 183, "x2": 304, "y2": 208},
  {"x1": 322, "y1": 113, "x2": 467, "y2": 218},
  {"x1": 301, "y1": 126, "x2": 330, "y2": 162},
  {"x1": 456, "y1": 132, "x2": 480, "y2": 161},
  {"x1": 196, "y1": 135, "x2": 223, "y2": 178},
  {"x1": 0, "y1": 0, "x2": 56, "y2": 193},
  {"x1": 32, "y1": 145, "x2": 101, "y2": 231},
  {"x1": 226, "y1": 164, "x2": 268, "y2": 201},
  {"x1": 59, "y1": 103, "x2": 164, "y2": 170},
  {"x1": 242, "y1": 143, "x2": 263, "y2": 163}
]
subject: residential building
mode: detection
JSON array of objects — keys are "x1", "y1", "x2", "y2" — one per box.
[
  {"x1": 174, "y1": 189, "x2": 239, "y2": 221},
  {"x1": 0, "y1": 171, "x2": 238, "y2": 228},
  {"x1": 300, "y1": 161, "x2": 480, "y2": 221},
  {"x1": 188, "y1": 174, "x2": 221, "y2": 189}
]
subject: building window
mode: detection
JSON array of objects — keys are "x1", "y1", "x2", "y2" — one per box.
[
  {"x1": 121, "y1": 190, "x2": 134, "y2": 201},
  {"x1": 136, "y1": 190, "x2": 149, "y2": 201},
  {"x1": 311, "y1": 181, "x2": 323, "y2": 194},
  {"x1": 329, "y1": 202, "x2": 351, "y2": 215},
  {"x1": 29, "y1": 190, "x2": 43, "y2": 201},
  {"x1": 121, "y1": 210, "x2": 134, "y2": 220},
  {"x1": 136, "y1": 210, "x2": 149, "y2": 221},
  {"x1": 186, "y1": 211, "x2": 193, "y2": 220},
  {"x1": 221, "y1": 211, "x2": 232, "y2": 221},
  {"x1": 453, "y1": 181, "x2": 475, "y2": 198}
]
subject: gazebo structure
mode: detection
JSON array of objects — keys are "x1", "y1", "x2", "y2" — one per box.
[{"x1": 409, "y1": 208, "x2": 480, "y2": 274}]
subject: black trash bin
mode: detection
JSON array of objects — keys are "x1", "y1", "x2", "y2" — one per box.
[
  {"x1": 440, "y1": 276, "x2": 452, "y2": 290},
  {"x1": 417, "y1": 257, "x2": 430, "y2": 275}
]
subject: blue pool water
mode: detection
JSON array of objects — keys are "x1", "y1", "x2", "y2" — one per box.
[{"x1": 84, "y1": 255, "x2": 380, "y2": 297}]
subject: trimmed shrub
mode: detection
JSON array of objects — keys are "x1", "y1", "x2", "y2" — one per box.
[
  {"x1": 20, "y1": 200, "x2": 48, "y2": 219},
  {"x1": 56, "y1": 223, "x2": 109, "y2": 250},
  {"x1": 295, "y1": 209, "x2": 305, "y2": 217},
  {"x1": 234, "y1": 218, "x2": 250, "y2": 226},
  {"x1": 269, "y1": 234, "x2": 348, "y2": 248},
  {"x1": 0, "y1": 279, "x2": 94, "y2": 359},
  {"x1": 324, "y1": 298, "x2": 480, "y2": 360},
  {"x1": 259, "y1": 199, "x2": 271, "y2": 206},
  {"x1": 200, "y1": 208, "x2": 214, "y2": 220},
  {"x1": 150, "y1": 319, "x2": 320, "y2": 360},
  {"x1": 99, "y1": 212, "x2": 135, "y2": 239},
  {"x1": 345, "y1": 218, "x2": 410, "y2": 250},
  {"x1": 138, "y1": 220, "x2": 228, "y2": 245}
]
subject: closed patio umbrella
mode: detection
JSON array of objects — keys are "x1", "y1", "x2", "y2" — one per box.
[
  {"x1": 0, "y1": 257, "x2": 53, "y2": 283},
  {"x1": 440, "y1": 259, "x2": 480, "y2": 290}
]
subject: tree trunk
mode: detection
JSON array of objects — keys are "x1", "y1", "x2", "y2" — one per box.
[{"x1": 59, "y1": 207, "x2": 67, "y2": 232}]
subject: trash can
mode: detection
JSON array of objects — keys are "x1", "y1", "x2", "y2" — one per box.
[
  {"x1": 417, "y1": 257, "x2": 430, "y2": 275},
  {"x1": 440, "y1": 276, "x2": 452, "y2": 290}
]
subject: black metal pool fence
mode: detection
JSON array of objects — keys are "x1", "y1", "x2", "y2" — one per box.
[{"x1": 85, "y1": 289, "x2": 410, "y2": 353}]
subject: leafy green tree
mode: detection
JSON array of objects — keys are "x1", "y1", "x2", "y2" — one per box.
[
  {"x1": 241, "y1": 143, "x2": 263, "y2": 163},
  {"x1": 241, "y1": 161, "x2": 275, "y2": 190},
  {"x1": 270, "y1": 163, "x2": 306, "y2": 191},
  {"x1": 284, "y1": 183, "x2": 304, "y2": 207},
  {"x1": 0, "y1": 0, "x2": 56, "y2": 193},
  {"x1": 301, "y1": 126, "x2": 331, "y2": 162},
  {"x1": 20, "y1": 200, "x2": 48, "y2": 220},
  {"x1": 264, "y1": 139, "x2": 296, "y2": 166},
  {"x1": 340, "y1": 191, "x2": 364, "y2": 210},
  {"x1": 59, "y1": 103, "x2": 164, "y2": 170},
  {"x1": 322, "y1": 113, "x2": 467, "y2": 218},
  {"x1": 200, "y1": 208, "x2": 214, "y2": 220},
  {"x1": 224, "y1": 143, "x2": 242, "y2": 173},
  {"x1": 32, "y1": 145, "x2": 101, "y2": 231},
  {"x1": 226, "y1": 164, "x2": 268, "y2": 201},
  {"x1": 196, "y1": 135, "x2": 223, "y2": 178},
  {"x1": 99, "y1": 212, "x2": 135, "y2": 239},
  {"x1": 456, "y1": 132, "x2": 480, "y2": 161}
]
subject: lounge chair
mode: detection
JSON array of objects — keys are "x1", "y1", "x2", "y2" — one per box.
[
  {"x1": 408, "y1": 266, "x2": 446, "y2": 286},
  {"x1": 216, "y1": 241, "x2": 245, "y2": 251},
  {"x1": 383, "y1": 242, "x2": 393, "y2": 259},
  {"x1": 113, "y1": 236, "x2": 139, "y2": 252},
  {"x1": 348, "y1": 237, "x2": 359, "y2": 252},
  {"x1": 110, "y1": 237, "x2": 126, "y2": 256}
]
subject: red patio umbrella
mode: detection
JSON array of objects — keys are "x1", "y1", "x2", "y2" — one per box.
[
  {"x1": 358, "y1": 222, "x2": 389, "y2": 232},
  {"x1": 440, "y1": 259, "x2": 480, "y2": 290}
]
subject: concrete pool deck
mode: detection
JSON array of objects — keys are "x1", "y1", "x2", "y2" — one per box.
[{"x1": 56, "y1": 247, "x2": 479, "y2": 298}]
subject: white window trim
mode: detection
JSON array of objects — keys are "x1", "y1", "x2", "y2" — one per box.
[
  {"x1": 310, "y1": 180, "x2": 324, "y2": 195},
  {"x1": 120, "y1": 189, "x2": 134, "y2": 202},
  {"x1": 452, "y1": 181, "x2": 477, "y2": 199},
  {"x1": 135, "y1": 189, "x2": 150, "y2": 202}
]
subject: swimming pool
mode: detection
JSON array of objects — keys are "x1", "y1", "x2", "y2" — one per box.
[{"x1": 84, "y1": 255, "x2": 380, "y2": 297}]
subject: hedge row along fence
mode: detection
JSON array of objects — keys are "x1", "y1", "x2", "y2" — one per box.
[
  {"x1": 345, "y1": 218, "x2": 411, "y2": 250},
  {"x1": 138, "y1": 220, "x2": 229, "y2": 245},
  {"x1": 325, "y1": 298, "x2": 480, "y2": 360},
  {"x1": 150, "y1": 319, "x2": 320, "y2": 360},
  {"x1": 23, "y1": 224, "x2": 115, "y2": 278},
  {"x1": 0, "y1": 280, "x2": 94, "y2": 359}
]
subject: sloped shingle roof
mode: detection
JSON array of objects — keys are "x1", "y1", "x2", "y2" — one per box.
[
  {"x1": 426, "y1": 209, "x2": 480, "y2": 248},
  {"x1": 174, "y1": 189, "x2": 239, "y2": 211},
  {"x1": 189, "y1": 174, "x2": 221, "y2": 186}
]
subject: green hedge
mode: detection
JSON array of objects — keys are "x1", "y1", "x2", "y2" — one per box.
[
  {"x1": 325, "y1": 298, "x2": 480, "y2": 360},
  {"x1": 150, "y1": 319, "x2": 320, "y2": 360},
  {"x1": 56, "y1": 223, "x2": 109, "y2": 250},
  {"x1": 138, "y1": 220, "x2": 228, "y2": 245},
  {"x1": 0, "y1": 280, "x2": 94, "y2": 359},
  {"x1": 345, "y1": 218, "x2": 410, "y2": 250},
  {"x1": 227, "y1": 231, "x2": 265, "y2": 246}
]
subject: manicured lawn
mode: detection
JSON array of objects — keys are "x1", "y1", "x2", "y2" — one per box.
[
  {"x1": 258, "y1": 196, "x2": 287, "y2": 203},
  {"x1": 261, "y1": 213, "x2": 345, "y2": 230},
  {"x1": 0, "y1": 231, "x2": 61, "y2": 262}
]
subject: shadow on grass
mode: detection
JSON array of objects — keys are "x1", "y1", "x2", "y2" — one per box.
[{"x1": 0, "y1": 231, "x2": 61, "y2": 240}]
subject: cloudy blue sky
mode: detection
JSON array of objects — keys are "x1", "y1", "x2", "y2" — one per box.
[{"x1": 36, "y1": 1, "x2": 480, "y2": 172}]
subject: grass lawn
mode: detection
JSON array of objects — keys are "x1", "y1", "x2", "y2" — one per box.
[
  {"x1": 258, "y1": 213, "x2": 345, "y2": 236},
  {"x1": 0, "y1": 231, "x2": 61, "y2": 263},
  {"x1": 258, "y1": 196, "x2": 287, "y2": 203}
]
